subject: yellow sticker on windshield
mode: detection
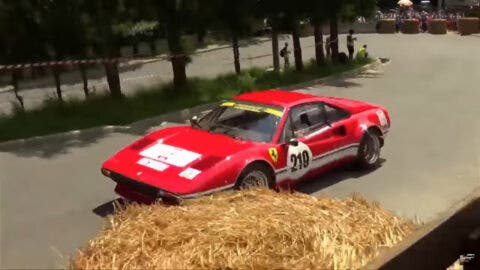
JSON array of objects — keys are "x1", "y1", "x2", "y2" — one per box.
[
  {"x1": 221, "y1": 102, "x2": 235, "y2": 107},
  {"x1": 234, "y1": 104, "x2": 261, "y2": 112},
  {"x1": 263, "y1": 108, "x2": 283, "y2": 117},
  {"x1": 221, "y1": 101, "x2": 283, "y2": 117}
]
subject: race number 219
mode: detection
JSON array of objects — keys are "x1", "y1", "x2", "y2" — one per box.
[{"x1": 290, "y1": 150, "x2": 310, "y2": 172}]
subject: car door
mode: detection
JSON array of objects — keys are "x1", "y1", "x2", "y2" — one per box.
[{"x1": 277, "y1": 102, "x2": 351, "y2": 183}]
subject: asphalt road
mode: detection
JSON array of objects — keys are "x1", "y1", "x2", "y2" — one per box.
[{"x1": 1, "y1": 33, "x2": 480, "y2": 268}]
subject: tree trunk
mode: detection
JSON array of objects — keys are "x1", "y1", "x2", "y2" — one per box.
[
  {"x1": 292, "y1": 25, "x2": 304, "y2": 71},
  {"x1": 329, "y1": 16, "x2": 339, "y2": 63},
  {"x1": 271, "y1": 28, "x2": 280, "y2": 71},
  {"x1": 314, "y1": 23, "x2": 325, "y2": 66},
  {"x1": 133, "y1": 43, "x2": 139, "y2": 55},
  {"x1": 232, "y1": 34, "x2": 241, "y2": 74},
  {"x1": 79, "y1": 64, "x2": 89, "y2": 98},
  {"x1": 166, "y1": 15, "x2": 187, "y2": 86},
  {"x1": 149, "y1": 41, "x2": 157, "y2": 56},
  {"x1": 11, "y1": 70, "x2": 24, "y2": 111},
  {"x1": 104, "y1": 61, "x2": 122, "y2": 99},
  {"x1": 53, "y1": 67, "x2": 63, "y2": 102},
  {"x1": 170, "y1": 55, "x2": 187, "y2": 86}
]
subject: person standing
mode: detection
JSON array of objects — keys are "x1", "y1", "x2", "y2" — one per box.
[
  {"x1": 279, "y1": 42, "x2": 291, "y2": 70},
  {"x1": 346, "y1": 29, "x2": 357, "y2": 61},
  {"x1": 325, "y1": 36, "x2": 331, "y2": 59}
]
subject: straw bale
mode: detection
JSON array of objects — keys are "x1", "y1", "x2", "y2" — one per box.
[
  {"x1": 377, "y1": 19, "x2": 396, "y2": 34},
  {"x1": 71, "y1": 189, "x2": 415, "y2": 270},
  {"x1": 401, "y1": 19, "x2": 420, "y2": 34},
  {"x1": 458, "y1": 17, "x2": 480, "y2": 35},
  {"x1": 428, "y1": 19, "x2": 447, "y2": 34}
]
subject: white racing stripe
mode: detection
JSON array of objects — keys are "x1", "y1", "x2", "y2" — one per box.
[{"x1": 276, "y1": 143, "x2": 359, "y2": 183}]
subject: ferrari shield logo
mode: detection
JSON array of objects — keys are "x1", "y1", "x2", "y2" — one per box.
[{"x1": 268, "y1": 147, "x2": 278, "y2": 163}]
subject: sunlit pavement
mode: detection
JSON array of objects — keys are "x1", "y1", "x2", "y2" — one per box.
[{"x1": 1, "y1": 33, "x2": 479, "y2": 268}]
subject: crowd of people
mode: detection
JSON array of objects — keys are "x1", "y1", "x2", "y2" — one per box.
[{"x1": 375, "y1": 8, "x2": 466, "y2": 32}]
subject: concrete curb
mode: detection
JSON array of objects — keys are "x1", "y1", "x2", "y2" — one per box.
[{"x1": 0, "y1": 59, "x2": 381, "y2": 149}]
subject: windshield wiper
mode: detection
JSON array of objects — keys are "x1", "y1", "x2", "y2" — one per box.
[{"x1": 208, "y1": 124, "x2": 241, "y2": 139}]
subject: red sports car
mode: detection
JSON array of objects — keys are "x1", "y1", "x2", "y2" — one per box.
[{"x1": 101, "y1": 90, "x2": 390, "y2": 203}]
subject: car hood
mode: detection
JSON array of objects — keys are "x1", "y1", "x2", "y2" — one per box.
[{"x1": 103, "y1": 125, "x2": 259, "y2": 194}]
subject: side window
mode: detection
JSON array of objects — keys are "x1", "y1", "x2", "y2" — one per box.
[
  {"x1": 324, "y1": 104, "x2": 349, "y2": 123},
  {"x1": 290, "y1": 103, "x2": 327, "y2": 137}
]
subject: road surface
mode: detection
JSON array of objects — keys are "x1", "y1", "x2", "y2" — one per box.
[{"x1": 1, "y1": 33, "x2": 480, "y2": 268}]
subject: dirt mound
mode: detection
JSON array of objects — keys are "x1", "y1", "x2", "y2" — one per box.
[{"x1": 71, "y1": 189, "x2": 415, "y2": 269}]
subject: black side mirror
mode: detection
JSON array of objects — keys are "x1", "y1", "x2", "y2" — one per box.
[
  {"x1": 189, "y1": 115, "x2": 200, "y2": 128},
  {"x1": 288, "y1": 138, "x2": 299, "y2": 147}
]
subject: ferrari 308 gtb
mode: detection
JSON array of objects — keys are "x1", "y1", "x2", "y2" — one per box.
[{"x1": 101, "y1": 90, "x2": 390, "y2": 203}]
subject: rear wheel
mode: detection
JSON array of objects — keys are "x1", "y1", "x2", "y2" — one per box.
[
  {"x1": 235, "y1": 163, "x2": 274, "y2": 190},
  {"x1": 357, "y1": 130, "x2": 381, "y2": 169}
]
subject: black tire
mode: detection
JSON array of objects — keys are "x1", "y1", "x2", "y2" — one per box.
[
  {"x1": 235, "y1": 163, "x2": 274, "y2": 190},
  {"x1": 357, "y1": 130, "x2": 381, "y2": 169}
]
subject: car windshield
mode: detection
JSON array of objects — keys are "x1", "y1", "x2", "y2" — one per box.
[{"x1": 195, "y1": 101, "x2": 284, "y2": 143}]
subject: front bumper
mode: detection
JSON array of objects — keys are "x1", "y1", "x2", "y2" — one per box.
[{"x1": 110, "y1": 172, "x2": 185, "y2": 204}]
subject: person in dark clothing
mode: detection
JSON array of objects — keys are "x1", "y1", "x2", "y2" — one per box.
[
  {"x1": 421, "y1": 12, "x2": 428, "y2": 32},
  {"x1": 347, "y1": 29, "x2": 357, "y2": 61}
]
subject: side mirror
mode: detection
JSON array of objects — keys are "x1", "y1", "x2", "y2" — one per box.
[
  {"x1": 189, "y1": 115, "x2": 200, "y2": 127},
  {"x1": 288, "y1": 138, "x2": 299, "y2": 147}
]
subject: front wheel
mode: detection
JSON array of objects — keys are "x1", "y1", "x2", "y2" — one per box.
[
  {"x1": 235, "y1": 163, "x2": 274, "y2": 190},
  {"x1": 357, "y1": 131, "x2": 381, "y2": 169}
]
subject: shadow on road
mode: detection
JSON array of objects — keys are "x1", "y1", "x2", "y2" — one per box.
[
  {"x1": 296, "y1": 158, "x2": 386, "y2": 195},
  {"x1": 92, "y1": 198, "x2": 128, "y2": 218},
  {"x1": 0, "y1": 128, "x2": 111, "y2": 158}
]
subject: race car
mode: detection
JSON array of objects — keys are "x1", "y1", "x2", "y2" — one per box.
[{"x1": 101, "y1": 90, "x2": 390, "y2": 204}]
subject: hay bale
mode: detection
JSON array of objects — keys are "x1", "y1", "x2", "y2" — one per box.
[
  {"x1": 377, "y1": 19, "x2": 396, "y2": 34},
  {"x1": 71, "y1": 189, "x2": 415, "y2": 270},
  {"x1": 401, "y1": 19, "x2": 420, "y2": 34},
  {"x1": 428, "y1": 19, "x2": 447, "y2": 34},
  {"x1": 458, "y1": 17, "x2": 480, "y2": 35}
]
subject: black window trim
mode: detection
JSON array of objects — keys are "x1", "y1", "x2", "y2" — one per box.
[
  {"x1": 277, "y1": 101, "x2": 351, "y2": 143},
  {"x1": 322, "y1": 101, "x2": 351, "y2": 125},
  {"x1": 282, "y1": 102, "x2": 328, "y2": 140}
]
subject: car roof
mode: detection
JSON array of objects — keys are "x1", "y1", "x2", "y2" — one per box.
[{"x1": 233, "y1": 90, "x2": 321, "y2": 108}]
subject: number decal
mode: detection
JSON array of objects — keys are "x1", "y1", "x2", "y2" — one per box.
[
  {"x1": 286, "y1": 142, "x2": 313, "y2": 180},
  {"x1": 290, "y1": 150, "x2": 310, "y2": 172},
  {"x1": 290, "y1": 154, "x2": 298, "y2": 172},
  {"x1": 302, "y1": 150, "x2": 310, "y2": 168}
]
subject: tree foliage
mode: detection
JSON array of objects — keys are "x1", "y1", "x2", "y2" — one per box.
[{"x1": 0, "y1": 0, "x2": 377, "y2": 92}]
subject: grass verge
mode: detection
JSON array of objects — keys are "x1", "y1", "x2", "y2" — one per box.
[{"x1": 0, "y1": 58, "x2": 372, "y2": 142}]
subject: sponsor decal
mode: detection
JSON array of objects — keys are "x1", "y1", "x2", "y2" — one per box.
[
  {"x1": 137, "y1": 157, "x2": 169, "y2": 172},
  {"x1": 140, "y1": 142, "x2": 201, "y2": 167},
  {"x1": 268, "y1": 147, "x2": 279, "y2": 163},
  {"x1": 179, "y1": 168, "x2": 202, "y2": 180},
  {"x1": 220, "y1": 102, "x2": 283, "y2": 117}
]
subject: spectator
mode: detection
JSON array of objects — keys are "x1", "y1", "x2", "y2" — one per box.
[
  {"x1": 356, "y1": 45, "x2": 368, "y2": 60},
  {"x1": 279, "y1": 42, "x2": 291, "y2": 70},
  {"x1": 421, "y1": 12, "x2": 428, "y2": 32},
  {"x1": 325, "y1": 36, "x2": 331, "y2": 59},
  {"x1": 346, "y1": 29, "x2": 357, "y2": 61}
]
